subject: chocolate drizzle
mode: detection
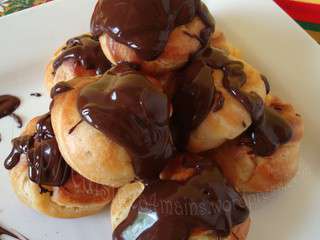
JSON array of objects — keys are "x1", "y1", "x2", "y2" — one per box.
[
  {"x1": 91, "y1": 0, "x2": 215, "y2": 60},
  {"x1": 0, "y1": 225, "x2": 29, "y2": 240},
  {"x1": 52, "y1": 34, "x2": 112, "y2": 75},
  {"x1": 0, "y1": 95, "x2": 20, "y2": 119},
  {"x1": 211, "y1": 91, "x2": 224, "y2": 112},
  {"x1": 50, "y1": 81, "x2": 74, "y2": 98},
  {"x1": 170, "y1": 47, "x2": 267, "y2": 149},
  {"x1": 4, "y1": 113, "x2": 71, "y2": 187},
  {"x1": 11, "y1": 113, "x2": 23, "y2": 128},
  {"x1": 240, "y1": 106, "x2": 293, "y2": 156},
  {"x1": 30, "y1": 92, "x2": 42, "y2": 97},
  {"x1": 193, "y1": 48, "x2": 292, "y2": 156},
  {"x1": 261, "y1": 74, "x2": 270, "y2": 94},
  {"x1": 113, "y1": 158, "x2": 249, "y2": 240},
  {"x1": 171, "y1": 53, "x2": 215, "y2": 150},
  {"x1": 200, "y1": 48, "x2": 265, "y2": 122},
  {"x1": 78, "y1": 64, "x2": 175, "y2": 180}
]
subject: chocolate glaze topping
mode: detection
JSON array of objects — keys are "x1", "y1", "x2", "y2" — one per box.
[
  {"x1": 240, "y1": 106, "x2": 293, "y2": 156},
  {"x1": 91, "y1": 0, "x2": 215, "y2": 61},
  {"x1": 171, "y1": 52, "x2": 215, "y2": 150},
  {"x1": 52, "y1": 34, "x2": 112, "y2": 75},
  {"x1": 170, "y1": 46, "x2": 292, "y2": 158},
  {"x1": 171, "y1": 47, "x2": 275, "y2": 150},
  {"x1": 4, "y1": 113, "x2": 71, "y2": 187},
  {"x1": 113, "y1": 157, "x2": 249, "y2": 240},
  {"x1": 200, "y1": 48, "x2": 265, "y2": 122},
  {"x1": 78, "y1": 64, "x2": 175, "y2": 180},
  {"x1": 0, "y1": 95, "x2": 20, "y2": 119},
  {"x1": 50, "y1": 81, "x2": 74, "y2": 99},
  {"x1": 261, "y1": 74, "x2": 270, "y2": 94},
  {"x1": 11, "y1": 113, "x2": 23, "y2": 128}
]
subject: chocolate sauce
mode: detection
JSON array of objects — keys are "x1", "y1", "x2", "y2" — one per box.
[
  {"x1": 11, "y1": 113, "x2": 23, "y2": 128},
  {"x1": 4, "y1": 135, "x2": 33, "y2": 170},
  {"x1": 240, "y1": 106, "x2": 293, "y2": 156},
  {"x1": 4, "y1": 113, "x2": 71, "y2": 187},
  {"x1": 0, "y1": 95, "x2": 20, "y2": 119},
  {"x1": 200, "y1": 48, "x2": 265, "y2": 122},
  {"x1": 50, "y1": 81, "x2": 74, "y2": 98},
  {"x1": 30, "y1": 92, "x2": 42, "y2": 97},
  {"x1": 211, "y1": 90, "x2": 224, "y2": 112},
  {"x1": 171, "y1": 55, "x2": 215, "y2": 150},
  {"x1": 68, "y1": 119, "x2": 83, "y2": 134},
  {"x1": 188, "y1": 48, "x2": 292, "y2": 155},
  {"x1": 113, "y1": 158, "x2": 249, "y2": 240},
  {"x1": 78, "y1": 64, "x2": 175, "y2": 180},
  {"x1": 0, "y1": 225, "x2": 29, "y2": 240},
  {"x1": 171, "y1": 48, "x2": 269, "y2": 151},
  {"x1": 52, "y1": 34, "x2": 112, "y2": 75},
  {"x1": 91, "y1": 0, "x2": 215, "y2": 61},
  {"x1": 261, "y1": 74, "x2": 270, "y2": 94}
]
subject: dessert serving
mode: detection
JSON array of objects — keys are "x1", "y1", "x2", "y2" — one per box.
[{"x1": 2, "y1": 0, "x2": 304, "y2": 239}]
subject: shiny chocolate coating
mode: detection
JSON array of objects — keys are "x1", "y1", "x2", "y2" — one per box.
[
  {"x1": 78, "y1": 64, "x2": 175, "y2": 180},
  {"x1": 50, "y1": 81, "x2": 74, "y2": 99},
  {"x1": 113, "y1": 157, "x2": 249, "y2": 240},
  {"x1": 240, "y1": 106, "x2": 293, "y2": 156},
  {"x1": 91, "y1": 0, "x2": 215, "y2": 60},
  {"x1": 53, "y1": 34, "x2": 112, "y2": 75},
  {"x1": 171, "y1": 53, "x2": 215, "y2": 150},
  {"x1": 4, "y1": 113, "x2": 71, "y2": 187}
]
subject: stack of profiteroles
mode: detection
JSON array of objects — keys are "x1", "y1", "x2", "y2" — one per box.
[{"x1": 4, "y1": 0, "x2": 304, "y2": 240}]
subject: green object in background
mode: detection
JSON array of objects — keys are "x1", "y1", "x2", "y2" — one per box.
[{"x1": 0, "y1": 0, "x2": 52, "y2": 16}]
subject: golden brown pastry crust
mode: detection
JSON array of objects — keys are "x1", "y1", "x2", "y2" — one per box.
[
  {"x1": 99, "y1": 17, "x2": 205, "y2": 75},
  {"x1": 211, "y1": 95, "x2": 304, "y2": 192},
  {"x1": 51, "y1": 77, "x2": 135, "y2": 187},
  {"x1": 188, "y1": 56, "x2": 267, "y2": 153},
  {"x1": 111, "y1": 182, "x2": 251, "y2": 240},
  {"x1": 9, "y1": 117, "x2": 115, "y2": 218},
  {"x1": 211, "y1": 30, "x2": 241, "y2": 58}
]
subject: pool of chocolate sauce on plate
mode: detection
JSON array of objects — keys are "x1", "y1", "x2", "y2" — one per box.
[
  {"x1": 0, "y1": 95, "x2": 20, "y2": 119},
  {"x1": 0, "y1": 95, "x2": 23, "y2": 140},
  {"x1": 91, "y1": 0, "x2": 215, "y2": 60}
]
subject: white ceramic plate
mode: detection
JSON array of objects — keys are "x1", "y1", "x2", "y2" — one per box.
[{"x1": 0, "y1": 0, "x2": 319, "y2": 239}]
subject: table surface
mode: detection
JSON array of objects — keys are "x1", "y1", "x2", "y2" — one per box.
[{"x1": 0, "y1": 0, "x2": 319, "y2": 43}]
